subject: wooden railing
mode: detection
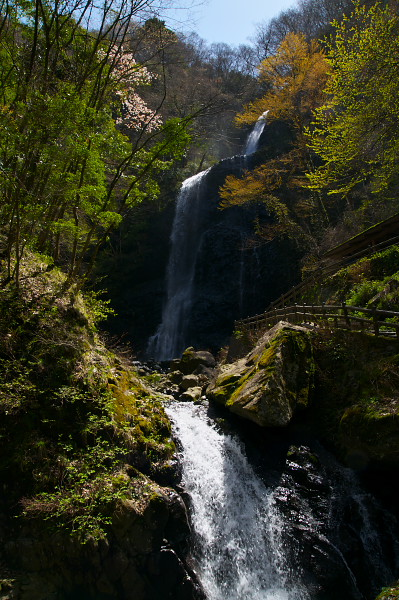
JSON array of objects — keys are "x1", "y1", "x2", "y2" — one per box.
[
  {"x1": 267, "y1": 234, "x2": 399, "y2": 312},
  {"x1": 235, "y1": 303, "x2": 399, "y2": 338}
]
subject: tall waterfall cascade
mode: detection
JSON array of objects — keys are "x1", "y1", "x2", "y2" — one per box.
[
  {"x1": 166, "y1": 401, "x2": 308, "y2": 600},
  {"x1": 244, "y1": 110, "x2": 269, "y2": 155},
  {"x1": 146, "y1": 113, "x2": 270, "y2": 361},
  {"x1": 147, "y1": 170, "x2": 210, "y2": 361}
]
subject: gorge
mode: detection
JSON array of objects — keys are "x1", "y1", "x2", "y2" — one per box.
[
  {"x1": 146, "y1": 112, "x2": 293, "y2": 360},
  {"x1": 142, "y1": 115, "x2": 399, "y2": 600},
  {"x1": 1, "y1": 1, "x2": 399, "y2": 598},
  {"x1": 166, "y1": 398, "x2": 398, "y2": 600}
]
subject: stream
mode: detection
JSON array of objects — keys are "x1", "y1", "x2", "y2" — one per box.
[{"x1": 165, "y1": 399, "x2": 399, "y2": 600}]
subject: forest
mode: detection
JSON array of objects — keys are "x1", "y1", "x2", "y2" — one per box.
[
  {"x1": 0, "y1": 0, "x2": 399, "y2": 598},
  {"x1": 1, "y1": 0, "x2": 398, "y2": 291}
]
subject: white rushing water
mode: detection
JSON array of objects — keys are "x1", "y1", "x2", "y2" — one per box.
[
  {"x1": 166, "y1": 401, "x2": 308, "y2": 600},
  {"x1": 146, "y1": 113, "x2": 270, "y2": 361},
  {"x1": 244, "y1": 111, "x2": 269, "y2": 155},
  {"x1": 147, "y1": 170, "x2": 210, "y2": 361}
]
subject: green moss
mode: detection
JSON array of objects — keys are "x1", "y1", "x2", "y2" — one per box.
[
  {"x1": 0, "y1": 252, "x2": 175, "y2": 543},
  {"x1": 375, "y1": 582, "x2": 399, "y2": 600},
  {"x1": 310, "y1": 330, "x2": 399, "y2": 467},
  {"x1": 210, "y1": 369, "x2": 248, "y2": 404},
  {"x1": 210, "y1": 326, "x2": 315, "y2": 426}
]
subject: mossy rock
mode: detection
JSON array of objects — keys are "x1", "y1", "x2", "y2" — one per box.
[
  {"x1": 339, "y1": 399, "x2": 399, "y2": 468},
  {"x1": 171, "y1": 347, "x2": 216, "y2": 375},
  {"x1": 375, "y1": 582, "x2": 399, "y2": 600},
  {"x1": 0, "y1": 254, "x2": 199, "y2": 600},
  {"x1": 309, "y1": 330, "x2": 399, "y2": 468},
  {"x1": 207, "y1": 322, "x2": 315, "y2": 427}
]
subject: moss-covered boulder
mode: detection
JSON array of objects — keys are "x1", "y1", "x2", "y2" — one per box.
[
  {"x1": 207, "y1": 322, "x2": 315, "y2": 427},
  {"x1": 171, "y1": 348, "x2": 216, "y2": 375},
  {"x1": 309, "y1": 330, "x2": 399, "y2": 469},
  {"x1": 375, "y1": 582, "x2": 399, "y2": 600}
]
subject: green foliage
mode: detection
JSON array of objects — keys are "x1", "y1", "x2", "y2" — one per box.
[
  {"x1": 0, "y1": 1, "x2": 191, "y2": 284},
  {"x1": 0, "y1": 254, "x2": 174, "y2": 542},
  {"x1": 306, "y1": 3, "x2": 399, "y2": 204},
  {"x1": 303, "y1": 245, "x2": 399, "y2": 312}
]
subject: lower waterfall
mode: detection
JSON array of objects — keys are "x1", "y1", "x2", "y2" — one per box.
[{"x1": 165, "y1": 401, "x2": 308, "y2": 600}]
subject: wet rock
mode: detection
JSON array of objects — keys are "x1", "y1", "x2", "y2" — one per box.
[
  {"x1": 180, "y1": 374, "x2": 200, "y2": 391},
  {"x1": 181, "y1": 387, "x2": 203, "y2": 402},
  {"x1": 172, "y1": 348, "x2": 216, "y2": 375},
  {"x1": 273, "y1": 445, "x2": 399, "y2": 600},
  {"x1": 207, "y1": 322, "x2": 314, "y2": 427}
]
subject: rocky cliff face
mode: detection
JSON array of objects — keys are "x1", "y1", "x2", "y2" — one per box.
[
  {"x1": 184, "y1": 157, "x2": 301, "y2": 354},
  {"x1": 99, "y1": 119, "x2": 301, "y2": 357},
  {"x1": 0, "y1": 255, "x2": 204, "y2": 600},
  {"x1": 3, "y1": 488, "x2": 203, "y2": 600}
]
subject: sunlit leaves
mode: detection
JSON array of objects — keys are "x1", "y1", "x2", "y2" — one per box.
[
  {"x1": 306, "y1": 2, "x2": 399, "y2": 198},
  {"x1": 236, "y1": 32, "x2": 328, "y2": 132},
  {"x1": 0, "y1": 0, "x2": 190, "y2": 282}
]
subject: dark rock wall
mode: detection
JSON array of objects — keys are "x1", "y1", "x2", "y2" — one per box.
[{"x1": 100, "y1": 119, "x2": 301, "y2": 356}]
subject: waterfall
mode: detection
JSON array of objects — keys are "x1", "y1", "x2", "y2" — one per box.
[
  {"x1": 166, "y1": 401, "x2": 308, "y2": 600},
  {"x1": 145, "y1": 112, "x2": 272, "y2": 360},
  {"x1": 147, "y1": 170, "x2": 210, "y2": 361},
  {"x1": 244, "y1": 111, "x2": 269, "y2": 155}
]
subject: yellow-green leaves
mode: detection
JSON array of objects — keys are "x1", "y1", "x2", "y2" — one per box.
[
  {"x1": 306, "y1": 3, "x2": 399, "y2": 198},
  {"x1": 236, "y1": 33, "x2": 328, "y2": 133}
]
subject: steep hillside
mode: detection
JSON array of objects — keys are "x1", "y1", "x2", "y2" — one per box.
[{"x1": 0, "y1": 253, "x2": 201, "y2": 600}]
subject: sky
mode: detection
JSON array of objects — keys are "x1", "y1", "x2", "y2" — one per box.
[{"x1": 163, "y1": 0, "x2": 296, "y2": 46}]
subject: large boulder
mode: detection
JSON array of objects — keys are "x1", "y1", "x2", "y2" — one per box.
[
  {"x1": 207, "y1": 322, "x2": 314, "y2": 427},
  {"x1": 171, "y1": 348, "x2": 216, "y2": 375}
]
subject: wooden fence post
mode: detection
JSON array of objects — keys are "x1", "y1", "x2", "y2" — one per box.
[
  {"x1": 321, "y1": 302, "x2": 326, "y2": 326},
  {"x1": 342, "y1": 302, "x2": 351, "y2": 329},
  {"x1": 372, "y1": 306, "x2": 380, "y2": 336}
]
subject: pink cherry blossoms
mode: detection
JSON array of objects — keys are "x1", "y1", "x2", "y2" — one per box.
[{"x1": 99, "y1": 44, "x2": 162, "y2": 132}]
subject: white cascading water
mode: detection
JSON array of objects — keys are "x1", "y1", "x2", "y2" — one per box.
[
  {"x1": 147, "y1": 112, "x2": 269, "y2": 361},
  {"x1": 147, "y1": 169, "x2": 210, "y2": 361},
  {"x1": 244, "y1": 110, "x2": 269, "y2": 155},
  {"x1": 166, "y1": 401, "x2": 308, "y2": 600}
]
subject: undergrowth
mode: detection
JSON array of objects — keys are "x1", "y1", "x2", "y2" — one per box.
[
  {"x1": 0, "y1": 252, "x2": 174, "y2": 543},
  {"x1": 304, "y1": 245, "x2": 399, "y2": 314}
]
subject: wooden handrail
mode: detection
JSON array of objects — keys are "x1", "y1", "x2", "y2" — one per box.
[
  {"x1": 235, "y1": 303, "x2": 399, "y2": 338},
  {"x1": 266, "y1": 234, "x2": 399, "y2": 313}
]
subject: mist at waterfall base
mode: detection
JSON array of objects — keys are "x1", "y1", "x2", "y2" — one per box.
[
  {"x1": 147, "y1": 113, "x2": 275, "y2": 361},
  {"x1": 166, "y1": 401, "x2": 399, "y2": 600}
]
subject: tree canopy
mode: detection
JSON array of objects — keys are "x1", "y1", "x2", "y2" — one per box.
[
  {"x1": 220, "y1": 33, "x2": 329, "y2": 247},
  {"x1": 236, "y1": 32, "x2": 328, "y2": 133},
  {"x1": 0, "y1": 0, "x2": 190, "y2": 285},
  {"x1": 306, "y1": 2, "x2": 399, "y2": 203}
]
